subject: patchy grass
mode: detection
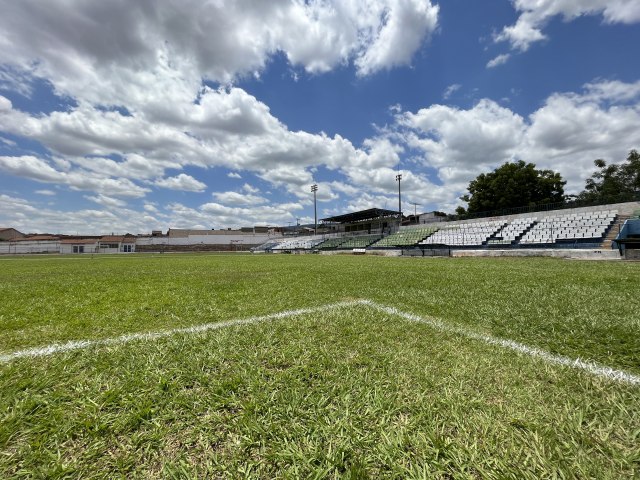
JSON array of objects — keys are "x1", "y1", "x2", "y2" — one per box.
[{"x1": 0, "y1": 254, "x2": 639, "y2": 477}]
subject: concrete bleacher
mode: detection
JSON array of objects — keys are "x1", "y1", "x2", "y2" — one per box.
[
  {"x1": 487, "y1": 218, "x2": 535, "y2": 246},
  {"x1": 249, "y1": 202, "x2": 638, "y2": 254},
  {"x1": 371, "y1": 226, "x2": 438, "y2": 247},
  {"x1": 251, "y1": 241, "x2": 283, "y2": 252},
  {"x1": 272, "y1": 238, "x2": 324, "y2": 251},
  {"x1": 337, "y1": 234, "x2": 382, "y2": 249},
  {"x1": 519, "y1": 210, "x2": 616, "y2": 245},
  {"x1": 420, "y1": 220, "x2": 505, "y2": 247}
]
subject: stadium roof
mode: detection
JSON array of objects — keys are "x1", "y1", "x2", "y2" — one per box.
[{"x1": 321, "y1": 208, "x2": 400, "y2": 224}]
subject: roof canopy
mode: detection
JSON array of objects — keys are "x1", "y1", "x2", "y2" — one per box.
[{"x1": 321, "y1": 208, "x2": 400, "y2": 224}]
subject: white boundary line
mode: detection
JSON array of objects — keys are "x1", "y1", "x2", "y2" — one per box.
[
  {"x1": 0, "y1": 300, "x2": 364, "y2": 365},
  {"x1": 362, "y1": 300, "x2": 640, "y2": 386},
  {"x1": 1, "y1": 299, "x2": 638, "y2": 386}
]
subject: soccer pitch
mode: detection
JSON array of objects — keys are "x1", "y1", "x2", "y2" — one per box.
[{"x1": 1, "y1": 254, "x2": 639, "y2": 478}]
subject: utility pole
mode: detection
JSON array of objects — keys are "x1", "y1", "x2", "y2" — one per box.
[
  {"x1": 395, "y1": 174, "x2": 402, "y2": 222},
  {"x1": 311, "y1": 184, "x2": 318, "y2": 235}
]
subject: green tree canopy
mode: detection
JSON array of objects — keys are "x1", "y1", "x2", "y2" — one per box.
[
  {"x1": 456, "y1": 160, "x2": 566, "y2": 216},
  {"x1": 575, "y1": 150, "x2": 640, "y2": 204}
]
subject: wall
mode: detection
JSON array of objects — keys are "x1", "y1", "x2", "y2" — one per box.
[
  {"x1": 136, "y1": 233, "x2": 277, "y2": 246},
  {"x1": 451, "y1": 248, "x2": 621, "y2": 260},
  {"x1": 60, "y1": 244, "x2": 98, "y2": 254},
  {"x1": 0, "y1": 241, "x2": 60, "y2": 254}
]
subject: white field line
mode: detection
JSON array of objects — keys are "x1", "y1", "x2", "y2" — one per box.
[
  {"x1": 0, "y1": 300, "x2": 366, "y2": 365},
  {"x1": 1, "y1": 298, "x2": 638, "y2": 386},
  {"x1": 363, "y1": 300, "x2": 640, "y2": 386}
]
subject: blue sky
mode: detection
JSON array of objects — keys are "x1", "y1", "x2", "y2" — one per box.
[{"x1": 1, "y1": 0, "x2": 639, "y2": 234}]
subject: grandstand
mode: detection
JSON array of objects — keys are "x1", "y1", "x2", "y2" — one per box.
[
  {"x1": 371, "y1": 226, "x2": 438, "y2": 247},
  {"x1": 421, "y1": 220, "x2": 506, "y2": 247},
  {"x1": 519, "y1": 210, "x2": 616, "y2": 245},
  {"x1": 332, "y1": 234, "x2": 382, "y2": 249},
  {"x1": 271, "y1": 238, "x2": 324, "y2": 252},
  {"x1": 249, "y1": 202, "x2": 638, "y2": 256}
]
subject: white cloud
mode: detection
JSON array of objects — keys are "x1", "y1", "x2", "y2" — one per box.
[
  {"x1": 0, "y1": 1, "x2": 441, "y2": 223},
  {"x1": 397, "y1": 79, "x2": 640, "y2": 203},
  {"x1": 497, "y1": 0, "x2": 640, "y2": 51},
  {"x1": 0, "y1": 155, "x2": 150, "y2": 197},
  {"x1": 35, "y1": 189, "x2": 56, "y2": 196},
  {"x1": 487, "y1": 54, "x2": 511, "y2": 68},
  {"x1": 211, "y1": 191, "x2": 268, "y2": 207},
  {"x1": 0, "y1": 0, "x2": 440, "y2": 111},
  {"x1": 0, "y1": 65, "x2": 34, "y2": 97},
  {"x1": 443, "y1": 84, "x2": 461, "y2": 100},
  {"x1": 155, "y1": 174, "x2": 207, "y2": 192},
  {"x1": 354, "y1": 0, "x2": 439, "y2": 76},
  {"x1": 242, "y1": 183, "x2": 260, "y2": 194},
  {"x1": 0, "y1": 194, "x2": 149, "y2": 235},
  {"x1": 85, "y1": 194, "x2": 127, "y2": 208}
]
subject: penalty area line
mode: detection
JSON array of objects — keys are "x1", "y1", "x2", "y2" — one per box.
[
  {"x1": 1, "y1": 298, "x2": 638, "y2": 386},
  {"x1": 0, "y1": 299, "x2": 368, "y2": 365},
  {"x1": 363, "y1": 300, "x2": 640, "y2": 387}
]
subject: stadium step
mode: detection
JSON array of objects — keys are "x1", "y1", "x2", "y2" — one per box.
[{"x1": 601, "y1": 215, "x2": 630, "y2": 249}]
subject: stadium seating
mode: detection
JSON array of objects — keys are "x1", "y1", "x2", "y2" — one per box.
[
  {"x1": 251, "y1": 241, "x2": 282, "y2": 252},
  {"x1": 252, "y1": 208, "x2": 622, "y2": 253},
  {"x1": 335, "y1": 234, "x2": 382, "y2": 249},
  {"x1": 487, "y1": 218, "x2": 535, "y2": 245},
  {"x1": 519, "y1": 210, "x2": 616, "y2": 244},
  {"x1": 371, "y1": 226, "x2": 439, "y2": 247},
  {"x1": 272, "y1": 238, "x2": 324, "y2": 251},
  {"x1": 316, "y1": 237, "x2": 349, "y2": 249},
  {"x1": 316, "y1": 234, "x2": 382, "y2": 249},
  {"x1": 420, "y1": 220, "x2": 506, "y2": 247}
]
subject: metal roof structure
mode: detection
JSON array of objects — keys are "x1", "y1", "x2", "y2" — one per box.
[{"x1": 321, "y1": 208, "x2": 400, "y2": 224}]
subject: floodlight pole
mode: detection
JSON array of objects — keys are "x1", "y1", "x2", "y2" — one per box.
[
  {"x1": 311, "y1": 184, "x2": 318, "y2": 235},
  {"x1": 396, "y1": 174, "x2": 402, "y2": 222}
]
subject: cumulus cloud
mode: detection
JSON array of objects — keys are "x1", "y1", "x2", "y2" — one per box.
[
  {"x1": 397, "y1": 79, "x2": 640, "y2": 201},
  {"x1": 0, "y1": 0, "x2": 439, "y2": 108},
  {"x1": 496, "y1": 0, "x2": 640, "y2": 51},
  {"x1": 85, "y1": 194, "x2": 127, "y2": 208},
  {"x1": 242, "y1": 183, "x2": 260, "y2": 194},
  {"x1": 155, "y1": 174, "x2": 207, "y2": 192},
  {"x1": 487, "y1": 54, "x2": 511, "y2": 68},
  {"x1": 354, "y1": 0, "x2": 439, "y2": 76},
  {"x1": 211, "y1": 191, "x2": 268, "y2": 207},
  {"x1": 0, "y1": 155, "x2": 150, "y2": 197},
  {"x1": 0, "y1": 0, "x2": 442, "y2": 229}
]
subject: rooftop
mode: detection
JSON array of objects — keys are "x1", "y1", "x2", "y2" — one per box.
[{"x1": 321, "y1": 208, "x2": 400, "y2": 224}]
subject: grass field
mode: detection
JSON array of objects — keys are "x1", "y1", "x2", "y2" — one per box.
[{"x1": 1, "y1": 254, "x2": 639, "y2": 478}]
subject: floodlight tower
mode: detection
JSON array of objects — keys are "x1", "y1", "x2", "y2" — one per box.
[
  {"x1": 395, "y1": 174, "x2": 402, "y2": 221},
  {"x1": 311, "y1": 184, "x2": 318, "y2": 235}
]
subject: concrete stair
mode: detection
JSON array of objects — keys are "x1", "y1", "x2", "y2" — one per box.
[{"x1": 601, "y1": 215, "x2": 630, "y2": 249}]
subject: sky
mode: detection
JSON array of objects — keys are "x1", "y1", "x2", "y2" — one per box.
[{"x1": 1, "y1": 0, "x2": 639, "y2": 234}]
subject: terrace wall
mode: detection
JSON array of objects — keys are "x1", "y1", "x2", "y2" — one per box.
[{"x1": 451, "y1": 249, "x2": 620, "y2": 260}]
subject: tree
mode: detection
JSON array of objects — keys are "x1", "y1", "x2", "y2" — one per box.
[
  {"x1": 576, "y1": 150, "x2": 640, "y2": 204},
  {"x1": 456, "y1": 160, "x2": 566, "y2": 216}
]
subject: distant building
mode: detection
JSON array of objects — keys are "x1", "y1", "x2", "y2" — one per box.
[
  {"x1": 60, "y1": 238, "x2": 99, "y2": 254},
  {"x1": 99, "y1": 235, "x2": 136, "y2": 253},
  {"x1": 0, "y1": 228, "x2": 25, "y2": 241}
]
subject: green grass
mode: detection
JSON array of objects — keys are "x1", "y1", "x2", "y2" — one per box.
[{"x1": 1, "y1": 254, "x2": 639, "y2": 478}]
